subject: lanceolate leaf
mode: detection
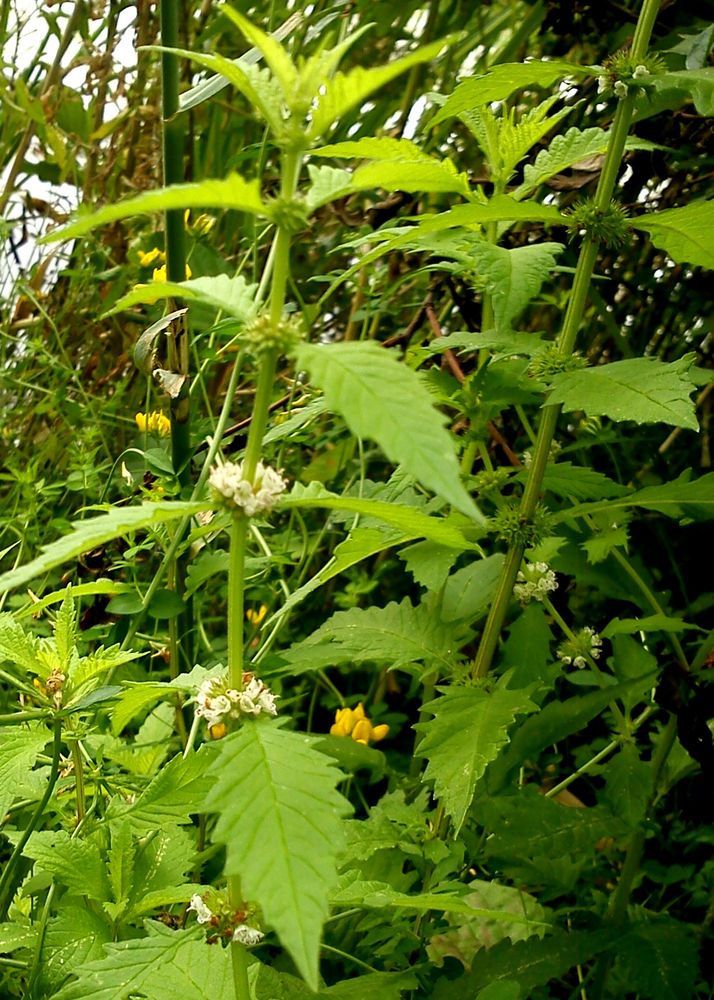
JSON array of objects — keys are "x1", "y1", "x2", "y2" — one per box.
[
  {"x1": 632, "y1": 200, "x2": 714, "y2": 271},
  {"x1": 43, "y1": 175, "x2": 270, "y2": 244},
  {"x1": 294, "y1": 342, "x2": 480, "y2": 519},
  {"x1": 205, "y1": 721, "x2": 351, "y2": 989},
  {"x1": 555, "y1": 471, "x2": 714, "y2": 523},
  {"x1": 416, "y1": 686, "x2": 536, "y2": 832},
  {"x1": 107, "y1": 274, "x2": 258, "y2": 321},
  {"x1": 350, "y1": 159, "x2": 471, "y2": 197},
  {"x1": 432, "y1": 61, "x2": 594, "y2": 125},
  {"x1": 278, "y1": 599, "x2": 460, "y2": 676},
  {"x1": 281, "y1": 482, "x2": 474, "y2": 547},
  {"x1": 0, "y1": 501, "x2": 209, "y2": 594},
  {"x1": 548, "y1": 356, "x2": 698, "y2": 429}
]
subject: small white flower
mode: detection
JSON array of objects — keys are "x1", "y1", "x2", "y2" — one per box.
[
  {"x1": 188, "y1": 894, "x2": 214, "y2": 925},
  {"x1": 633, "y1": 64, "x2": 649, "y2": 79},
  {"x1": 613, "y1": 80, "x2": 628, "y2": 99},
  {"x1": 514, "y1": 561, "x2": 558, "y2": 604},
  {"x1": 558, "y1": 626, "x2": 603, "y2": 670},
  {"x1": 597, "y1": 75, "x2": 609, "y2": 95},
  {"x1": 232, "y1": 924, "x2": 264, "y2": 946},
  {"x1": 209, "y1": 459, "x2": 286, "y2": 516}
]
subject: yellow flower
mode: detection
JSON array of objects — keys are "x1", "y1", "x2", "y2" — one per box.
[
  {"x1": 330, "y1": 703, "x2": 388, "y2": 746},
  {"x1": 151, "y1": 263, "x2": 192, "y2": 282},
  {"x1": 246, "y1": 604, "x2": 268, "y2": 626},
  {"x1": 138, "y1": 247, "x2": 165, "y2": 267},
  {"x1": 135, "y1": 411, "x2": 171, "y2": 436}
]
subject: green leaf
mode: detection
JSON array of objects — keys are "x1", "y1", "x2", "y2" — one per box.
[
  {"x1": 614, "y1": 920, "x2": 699, "y2": 1000},
  {"x1": 43, "y1": 174, "x2": 270, "y2": 244},
  {"x1": 39, "y1": 905, "x2": 111, "y2": 993},
  {"x1": 53, "y1": 923, "x2": 232, "y2": 1000},
  {"x1": 469, "y1": 242, "x2": 563, "y2": 332},
  {"x1": 474, "y1": 985, "x2": 520, "y2": 1000},
  {"x1": 421, "y1": 330, "x2": 545, "y2": 358},
  {"x1": 0, "y1": 614, "x2": 41, "y2": 672},
  {"x1": 532, "y1": 462, "x2": 628, "y2": 501},
  {"x1": 432, "y1": 928, "x2": 617, "y2": 997},
  {"x1": 432, "y1": 61, "x2": 593, "y2": 125},
  {"x1": 632, "y1": 200, "x2": 714, "y2": 271},
  {"x1": 106, "y1": 821, "x2": 135, "y2": 919},
  {"x1": 107, "y1": 274, "x2": 258, "y2": 321},
  {"x1": 221, "y1": 6, "x2": 297, "y2": 98},
  {"x1": 0, "y1": 724, "x2": 49, "y2": 822},
  {"x1": 644, "y1": 68, "x2": 714, "y2": 117},
  {"x1": 499, "y1": 604, "x2": 553, "y2": 690},
  {"x1": 305, "y1": 164, "x2": 353, "y2": 212},
  {"x1": 548, "y1": 356, "x2": 698, "y2": 429},
  {"x1": 314, "y1": 137, "x2": 433, "y2": 162},
  {"x1": 278, "y1": 598, "x2": 460, "y2": 676},
  {"x1": 106, "y1": 747, "x2": 215, "y2": 832},
  {"x1": 0, "y1": 922, "x2": 35, "y2": 953},
  {"x1": 602, "y1": 614, "x2": 698, "y2": 638},
  {"x1": 53, "y1": 589, "x2": 76, "y2": 672},
  {"x1": 558, "y1": 471, "x2": 714, "y2": 523},
  {"x1": 281, "y1": 481, "x2": 474, "y2": 547},
  {"x1": 322, "y1": 972, "x2": 418, "y2": 999},
  {"x1": 23, "y1": 831, "x2": 110, "y2": 902},
  {"x1": 308, "y1": 40, "x2": 447, "y2": 139},
  {"x1": 416, "y1": 686, "x2": 536, "y2": 832},
  {"x1": 603, "y1": 744, "x2": 650, "y2": 827},
  {"x1": 0, "y1": 501, "x2": 208, "y2": 594},
  {"x1": 412, "y1": 195, "x2": 565, "y2": 230},
  {"x1": 294, "y1": 342, "x2": 480, "y2": 519},
  {"x1": 350, "y1": 158, "x2": 471, "y2": 197},
  {"x1": 400, "y1": 540, "x2": 458, "y2": 591},
  {"x1": 440, "y1": 554, "x2": 505, "y2": 623},
  {"x1": 516, "y1": 126, "x2": 661, "y2": 197},
  {"x1": 205, "y1": 721, "x2": 351, "y2": 989}
]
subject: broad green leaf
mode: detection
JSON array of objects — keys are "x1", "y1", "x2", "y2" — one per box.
[
  {"x1": 127, "y1": 826, "x2": 195, "y2": 919},
  {"x1": 106, "y1": 747, "x2": 215, "y2": 832},
  {"x1": 106, "y1": 821, "x2": 135, "y2": 920},
  {"x1": 314, "y1": 137, "x2": 434, "y2": 162},
  {"x1": 411, "y1": 195, "x2": 564, "y2": 230},
  {"x1": 491, "y1": 675, "x2": 654, "y2": 788},
  {"x1": 516, "y1": 126, "x2": 661, "y2": 197},
  {"x1": 278, "y1": 598, "x2": 460, "y2": 675},
  {"x1": 474, "y1": 985, "x2": 520, "y2": 1000},
  {"x1": 614, "y1": 920, "x2": 699, "y2": 1000},
  {"x1": 469, "y1": 242, "x2": 563, "y2": 332},
  {"x1": 416, "y1": 686, "x2": 536, "y2": 832},
  {"x1": 632, "y1": 200, "x2": 714, "y2": 271},
  {"x1": 602, "y1": 614, "x2": 699, "y2": 638},
  {"x1": 432, "y1": 61, "x2": 594, "y2": 125},
  {"x1": 0, "y1": 501, "x2": 208, "y2": 594},
  {"x1": 548, "y1": 356, "x2": 698, "y2": 429},
  {"x1": 432, "y1": 928, "x2": 617, "y2": 997},
  {"x1": 556, "y1": 471, "x2": 714, "y2": 523},
  {"x1": 400, "y1": 540, "x2": 458, "y2": 591},
  {"x1": 305, "y1": 164, "x2": 353, "y2": 212},
  {"x1": 107, "y1": 274, "x2": 258, "y2": 321},
  {"x1": 281, "y1": 481, "x2": 474, "y2": 547},
  {"x1": 308, "y1": 40, "x2": 447, "y2": 139},
  {"x1": 427, "y1": 879, "x2": 550, "y2": 970},
  {"x1": 421, "y1": 330, "x2": 545, "y2": 358},
  {"x1": 221, "y1": 5, "x2": 297, "y2": 99},
  {"x1": 0, "y1": 922, "x2": 35, "y2": 953},
  {"x1": 294, "y1": 342, "x2": 480, "y2": 519},
  {"x1": 350, "y1": 159, "x2": 471, "y2": 197},
  {"x1": 43, "y1": 174, "x2": 270, "y2": 244},
  {"x1": 0, "y1": 724, "x2": 49, "y2": 823},
  {"x1": 533, "y1": 462, "x2": 628, "y2": 501},
  {"x1": 0, "y1": 614, "x2": 41, "y2": 671},
  {"x1": 205, "y1": 721, "x2": 351, "y2": 989},
  {"x1": 39, "y1": 905, "x2": 111, "y2": 993},
  {"x1": 149, "y1": 46, "x2": 284, "y2": 131},
  {"x1": 53, "y1": 923, "x2": 232, "y2": 1000},
  {"x1": 14, "y1": 581, "x2": 132, "y2": 618},
  {"x1": 440, "y1": 553, "x2": 505, "y2": 623},
  {"x1": 643, "y1": 68, "x2": 714, "y2": 117},
  {"x1": 603, "y1": 744, "x2": 650, "y2": 827},
  {"x1": 323, "y1": 972, "x2": 418, "y2": 998},
  {"x1": 24, "y1": 831, "x2": 110, "y2": 902}
]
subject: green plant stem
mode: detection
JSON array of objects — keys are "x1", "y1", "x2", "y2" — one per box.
[
  {"x1": 230, "y1": 932, "x2": 252, "y2": 1000},
  {"x1": 0, "y1": 720, "x2": 62, "y2": 921},
  {"x1": 228, "y1": 515, "x2": 248, "y2": 690},
  {"x1": 589, "y1": 713, "x2": 678, "y2": 998},
  {"x1": 70, "y1": 739, "x2": 85, "y2": 826},
  {"x1": 471, "y1": 0, "x2": 661, "y2": 680}
]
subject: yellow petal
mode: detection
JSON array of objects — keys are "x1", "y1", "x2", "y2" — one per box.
[
  {"x1": 353, "y1": 703, "x2": 366, "y2": 721},
  {"x1": 351, "y1": 719, "x2": 372, "y2": 744},
  {"x1": 371, "y1": 724, "x2": 389, "y2": 742}
]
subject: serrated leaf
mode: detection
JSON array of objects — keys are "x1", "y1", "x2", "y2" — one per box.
[
  {"x1": 0, "y1": 614, "x2": 40, "y2": 672},
  {"x1": 281, "y1": 481, "x2": 474, "y2": 546},
  {"x1": 0, "y1": 922, "x2": 35, "y2": 953},
  {"x1": 469, "y1": 242, "x2": 563, "y2": 332},
  {"x1": 221, "y1": 5, "x2": 297, "y2": 98},
  {"x1": 440, "y1": 554, "x2": 505, "y2": 623},
  {"x1": 279, "y1": 598, "x2": 460, "y2": 675},
  {"x1": 548, "y1": 356, "x2": 698, "y2": 429},
  {"x1": 53, "y1": 589, "x2": 76, "y2": 672},
  {"x1": 309, "y1": 40, "x2": 447, "y2": 139},
  {"x1": 294, "y1": 342, "x2": 479, "y2": 519},
  {"x1": 323, "y1": 971, "x2": 418, "y2": 998},
  {"x1": 558, "y1": 471, "x2": 714, "y2": 523},
  {"x1": 107, "y1": 273, "x2": 258, "y2": 321},
  {"x1": 350, "y1": 159, "x2": 471, "y2": 197},
  {"x1": 23, "y1": 830, "x2": 110, "y2": 902},
  {"x1": 632, "y1": 200, "x2": 714, "y2": 271},
  {"x1": 602, "y1": 614, "x2": 698, "y2": 637},
  {"x1": 43, "y1": 174, "x2": 270, "y2": 244},
  {"x1": 582, "y1": 524, "x2": 629, "y2": 563},
  {"x1": 305, "y1": 164, "x2": 353, "y2": 212},
  {"x1": 603, "y1": 744, "x2": 650, "y2": 827},
  {"x1": 413, "y1": 195, "x2": 565, "y2": 230},
  {"x1": 0, "y1": 724, "x2": 49, "y2": 822},
  {"x1": 400, "y1": 540, "x2": 458, "y2": 591},
  {"x1": 643, "y1": 68, "x2": 714, "y2": 117},
  {"x1": 53, "y1": 923, "x2": 232, "y2": 1000},
  {"x1": 0, "y1": 501, "x2": 208, "y2": 594},
  {"x1": 421, "y1": 330, "x2": 546, "y2": 358},
  {"x1": 106, "y1": 747, "x2": 215, "y2": 832},
  {"x1": 39, "y1": 905, "x2": 111, "y2": 992},
  {"x1": 499, "y1": 604, "x2": 553, "y2": 690},
  {"x1": 416, "y1": 687, "x2": 536, "y2": 832},
  {"x1": 614, "y1": 920, "x2": 699, "y2": 1000},
  {"x1": 432, "y1": 928, "x2": 617, "y2": 997},
  {"x1": 105, "y1": 821, "x2": 135, "y2": 920},
  {"x1": 205, "y1": 722, "x2": 351, "y2": 989},
  {"x1": 432, "y1": 61, "x2": 593, "y2": 125},
  {"x1": 533, "y1": 462, "x2": 629, "y2": 501},
  {"x1": 516, "y1": 126, "x2": 660, "y2": 197}
]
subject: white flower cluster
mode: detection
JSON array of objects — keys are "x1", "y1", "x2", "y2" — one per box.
[
  {"x1": 195, "y1": 672, "x2": 278, "y2": 730},
  {"x1": 513, "y1": 561, "x2": 558, "y2": 605},
  {"x1": 559, "y1": 626, "x2": 603, "y2": 669},
  {"x1": 209, "y1": 459, "x2": 286, "y2": 516},
  {"x1": 188, "y1": 894, "x2": 215, "y2": 925},
  {"x1": 597, "y1": 65, "x2": 649, "y2": 100},
  {"x1": 187, "y1": 894, "x2": 265, "y2": 946},
  {"x1": 233, "y1": 924, "x2": 265, "y2": 946}
]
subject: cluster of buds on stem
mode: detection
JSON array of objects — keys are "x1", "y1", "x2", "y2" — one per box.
[
  {"x1": 209, "y1": 459, "x2": 286, "y2": 517},
  {"x1": 513, "y1": 561, "x2": 558, "y2": 605},
  {"x1": 558, "y1": 626, "x2": 603, "y2": 669},
  {"x1": 195, "y1": 671, "x2": 278, "y2": 737}
]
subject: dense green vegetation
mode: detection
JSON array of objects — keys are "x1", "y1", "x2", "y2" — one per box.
[{"x1": 0, "y1": 1, "x2": 712, "y2": 997}]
